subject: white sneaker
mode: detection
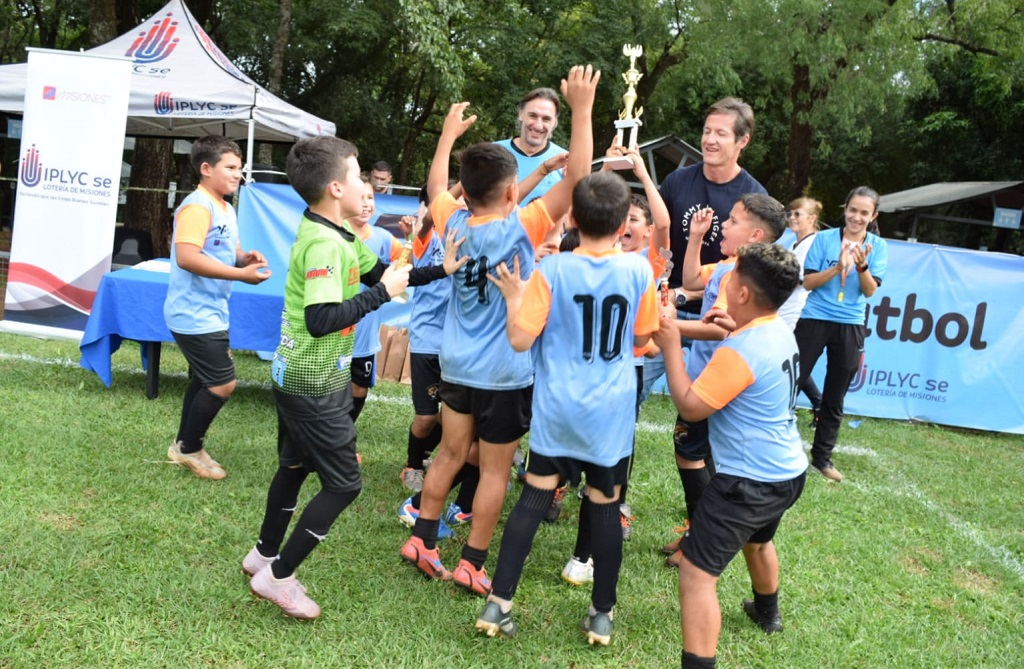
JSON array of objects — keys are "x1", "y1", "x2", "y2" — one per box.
[
  {"x1": 250, "y1": 565, "x2": 321, "y2": 619},
  {"x1": 561, "y1": 557, "x2": 594, "y2": 586},
  {"x1": 241, "y1": 545, "x2": 277, "y2": 577}
]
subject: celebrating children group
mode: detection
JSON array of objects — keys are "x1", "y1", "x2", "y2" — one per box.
[{"x1": 162, "y1": 64, "x2": 888, "y2": 669}]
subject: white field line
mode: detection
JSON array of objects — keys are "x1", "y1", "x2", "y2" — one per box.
[{"x1": 5, "y1": 349, "x2": 1021, "y2": 581}]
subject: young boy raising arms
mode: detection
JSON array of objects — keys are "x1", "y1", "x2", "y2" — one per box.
[
  {"x1": 654, "y1": 243, "x2": 807, "y2": 669},
  {"x1": 400, "y1": 64, "x2": 600, "y2": 595},
  {"x1": 243, "y1": 136, "x2": 464, "y2": 619},
  {"x1": 475, "y1": 171, "x2": 659, "y2": 645},
  {"x1": 164, "y1": 135, "x2": 270, "y2": 480},
  {"x1": 661, "y1": 194, "x2": 786, "y2": 568}
]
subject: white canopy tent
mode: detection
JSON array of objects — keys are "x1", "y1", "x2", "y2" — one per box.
[{"x1": 0, "y1": 0, "x2": 334, "y2": 176}]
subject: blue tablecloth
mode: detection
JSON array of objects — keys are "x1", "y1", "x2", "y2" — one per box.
[{"x1": 79, "y1": 260, "x2": 284, "y2": 387}]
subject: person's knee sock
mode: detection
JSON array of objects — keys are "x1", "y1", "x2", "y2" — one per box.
[
  {"x1": 490, "y1": 484, "x2": 555, "y2": 601},
  {"x1": 619, "y1": 481, "x2": 629, "y2": 507},
  {"x1": 273, "y1": 487, "x2": 360, "y2": 578},
  {"x1": 180, "y1": 387, "x2": 226, "y2": 454},
  {"x1": 349, "y1": 395, "x2": 367, "y2": 423},
  {"x1": 407, "y1": 422, "x2": 441, "y2": 469},
  {"x1": 679, "y1": 467, "x2": 710, "y2": 520},
  {"x1": 589, "y1": 499, "x2": 623, "y2": 614},
  {"x1": 453, "y1": 463, "x2": 480, "y2": 512},
  {"x1": 572, "y1": 493, "x2": 593, "y2": 562},
  {"x1": 176, "y1": 377, "x2": 202, "y2": 443},
  {"x1": 256, "y1": 466, "x2": 310, "y2": 557}
]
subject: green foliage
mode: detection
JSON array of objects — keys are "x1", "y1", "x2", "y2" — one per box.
[{"x1": 1, "y1": 0, "x2": 1022, "y2": 250}]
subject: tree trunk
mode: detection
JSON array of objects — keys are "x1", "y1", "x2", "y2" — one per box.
[
  {"x1": 124, "y1": 139, "x2": 174, "y2": 257},
  {"x1": 783, "y1": 62, "x2": 814, "y2": 202},
  {"x1": 89, "y1": 0, "x2": 118, "y2": 45},
  {"x1": 258, "y1": 0, "x2": 293, "y2": 168}
]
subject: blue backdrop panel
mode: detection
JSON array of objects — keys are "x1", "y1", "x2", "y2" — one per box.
[
  {"x1": 237, "y1": 182, "x2": 416, "y2": 329},
  {"x1": 833, "y1": 240, "x2": 1024, "y2": 433}
]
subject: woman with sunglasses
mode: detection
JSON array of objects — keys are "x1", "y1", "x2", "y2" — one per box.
[{"x1": 778, "y1": 198, "x2": 825, "y2": 427}]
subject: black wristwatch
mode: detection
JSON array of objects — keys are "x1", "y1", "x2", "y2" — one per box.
[{"x1": 674, "y1": 292, "x2": 688, "y2": 310}]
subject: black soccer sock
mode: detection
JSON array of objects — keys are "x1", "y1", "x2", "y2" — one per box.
[
  {"x1": 619, "y1": 481, "x2": 629, "y2": 507},
  {"x1": 256, "y1": 466, "x2": 310, "y2": 557},
  {"x1": 461, "y1": 543, "x2": 489, "y2": 571},
  {"x1": 407, "y1": 423, "x2": 442, "y2": 469},
  {"x1": 679, "y1": 466, "x2": 710, "y2": 520},
  {"x1": 453, "y1": 463, "x2": 480, "y2": 512},
  {"x1": 410, "y1": 492, "x2": 422, "y2": 508},
  {"x1": 180, "y1": 387, "x2": 226, "y2": 454},
  {"x1": 175, "y1": 377, "x2": 202, "y2": 443},
  {"x1": 349, "y1": 395, "x2": 367, "y2": 423},
  {"x1": 682, "y1": 651, "x2": 716, "y2": 669},
  {"x1": 589, "y1": 499, "x2": 623, "y2": 614},
  {"x1": 490, "y1": 484, "x2": 554, "y2": 600},
  {"x1": 412, "y1": 517, "x2": 440, "y2": 550},
  {"x1": 273, "y1": 487, "x2": 360, "y2": 579},
  {"x1": 572, "y1": 493, "x2": 593, "y2": 562},
  {"x1": 753, "y1": 588, "x2": 779, "y2": 616}
]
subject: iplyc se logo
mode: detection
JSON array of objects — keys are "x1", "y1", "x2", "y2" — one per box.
[
  {"x1": 154, "y1": 91, "x2": 173, "y2": 115},
  {"x1": 19, "y1": 144, "x2": 42, "y2": 188},
  {"x1": 125, "y1": 13, "x2": 179, "y2": 64}
]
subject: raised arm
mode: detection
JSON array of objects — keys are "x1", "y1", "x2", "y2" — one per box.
[
  {"x1": 537, "y1": 65, "x2": 600, "y2": 223},
  {"x1": 627, "y1": 147, "x2": 670, "y2": 253},
  {"x1": 426, "y1": 102, "x2": 477, "y2": 205},
  {"x1": 681, "y1": 208, "x2": 713, "y2": 291}
]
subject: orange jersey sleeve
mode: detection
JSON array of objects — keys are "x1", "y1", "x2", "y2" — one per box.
[
  {"x1": 514, "y1": 271, "x2": 552, "y2": 337},
  {"x1": 634, "y1": 281, "x2": 660, "y2": 336},
  {"x1": 647, "y1": 242, "x2": 667, "y2": 278},
  {"x1": 699, "y1": 262, "x2": 717, "y2": 287},
  {"x1": 412, "y1": 233, "x2": 432, "y2": 260},
  {"x1": 690, "y1": 346, "x2": 755, "y2": 410},
  {"x1": 429, "y1": 191, "x2": 463, "y2": 237},
  {"x1": 517, "y1": 199, "x2": 556, "y2": 249},
  {"x1": 712, "y1": 271, "x2": 733, "y2": 311},
  {"x1": 173, "y1": 204, "x2": 212, "y2": 248},
  {"x1": 388, "y1": 236, "x2": 405, "y2": 262}
]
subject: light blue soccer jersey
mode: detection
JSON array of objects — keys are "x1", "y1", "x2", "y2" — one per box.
[
  {"x1": 351, "y1": 224, "x2": 400, "y2": 358},
  {"x1": 692, "y1": 315, "x2": 808, "y2": 482},
  {"x1": 494, "y1": 138, "x2": 565, "y2": 205},
  {"x1": 520, "y1": 249, "x2": 658, "y2": 465},
  {"x1": 409, "y1": 232, "x2": 450, "y2": 355},
  {"x1": 801, "y1": 228, "x2": 888, "y2": 325},
  {"x1": 433, "y1": 194, "x2": 551, "y2": 390},
  {"x1": 687, "y1": 257, "x2": 736, "y2": 378},
  {"x1": 165, "y1": 187, "x2": 239, "y2": 334}
]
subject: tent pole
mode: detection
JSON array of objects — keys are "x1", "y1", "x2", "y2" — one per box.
[{"x1": 245, "y1": 118, "x2": 255, "y2": 184}]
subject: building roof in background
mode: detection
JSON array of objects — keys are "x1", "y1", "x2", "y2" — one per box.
[{"x1": 878, "y1": 182, "x2": 1024, "y2": 214}]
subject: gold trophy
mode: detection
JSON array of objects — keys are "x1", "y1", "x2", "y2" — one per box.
[{"x1": 604, "y1": 44, "x2": 645, "y2": 170}]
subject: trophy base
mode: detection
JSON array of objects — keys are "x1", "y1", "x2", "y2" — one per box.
[{"x1": 600, "y1": 154, "x2": 634, "y2": 171}]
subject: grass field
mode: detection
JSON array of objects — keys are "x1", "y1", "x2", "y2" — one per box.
[{"x1": 1, "y1": 331, "x2": 1022, "y2": 668}]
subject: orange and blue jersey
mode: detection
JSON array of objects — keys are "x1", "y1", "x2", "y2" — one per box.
[
  {"x1": 687, "y1": 257, "x2": 735, "y2": 378},
  {"x1": 408, "y1": 232, "x2": 450, "y2": 355},
  {"x1": 516, "y1": 248, "x2": 659, "y2": 465},
  {"x1": 429, "y1": 191, "x2": 555, "y2": 390},
  {"x1": 691, "y1": 315, "x2": 807, "y2": 482},
  {"x1": 165, "y1": 185, "x2": 239, "y2": 334},
  {"x1": 350, "y1": 223, "x2": 403, "y2": 358}
]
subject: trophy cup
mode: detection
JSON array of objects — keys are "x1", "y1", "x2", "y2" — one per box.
[{"x1": 604, "y1": 44, "x2": 644, "y2": 171}]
